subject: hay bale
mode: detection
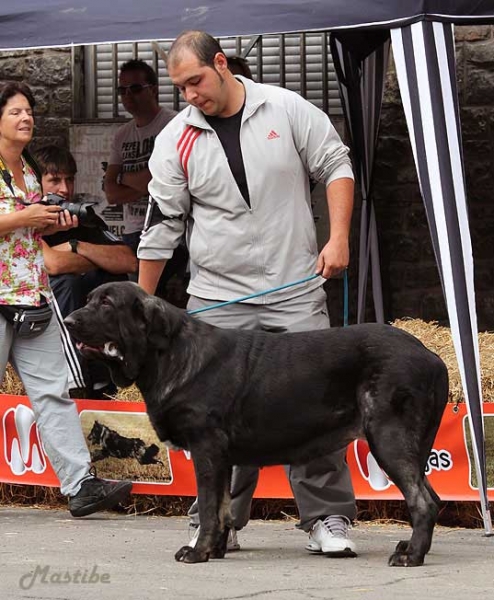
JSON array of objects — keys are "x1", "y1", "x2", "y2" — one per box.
[
  {"x1": 0, "y1": 363, "x2": 144, "y2": 401},
  {"x1": 0, "y1": 363, "x2": 26, "y2": 396},
  {"x1": 393, "y1": 318, "x2": 494, "y2": 404}
]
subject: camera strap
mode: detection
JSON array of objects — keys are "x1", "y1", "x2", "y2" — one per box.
[
  {"x1": 22, "y1": 148, "x2": 42, "y2": 184},
  {"x1": 0, "y1": 154, "x2": 15, "y2": 195},
  {"x1": 0, "y1": 150, "x2": 41, "y2": 196}
]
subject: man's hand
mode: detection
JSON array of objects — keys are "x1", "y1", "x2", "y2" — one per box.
[
  {"x1": 317, "y1": 177, "x2": 354, "y2": 279},
  {"x1": 316, "y1": 236, "x2": 350, "y2": 279}
]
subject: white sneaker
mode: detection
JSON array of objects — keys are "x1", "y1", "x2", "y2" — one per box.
[
  {"x1": 306, "y1": 515, "x2": 357, "y2": 557},
  {"x1": 188, "y1": 525, "x2": 241, "y2": 552}
]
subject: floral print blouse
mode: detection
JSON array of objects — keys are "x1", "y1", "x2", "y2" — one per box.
[{"x1": 0, "y1": 159, "x2": 52, "y2": 306}]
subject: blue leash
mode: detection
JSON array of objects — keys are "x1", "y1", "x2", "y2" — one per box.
[
  {"x1": 187, "y1": 271, "x2": 350, "y2": 325},
  {"x1": 343, "y1": 269, "x2": 349, "y2": 327},
  {"x1": 187, "y1": 273, "x2": 320, "y2": 315}
]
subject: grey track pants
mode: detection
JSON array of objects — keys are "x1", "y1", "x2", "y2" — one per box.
[
  {"x1": 186, "y1": 286, "x2": 356, "y2": 532},
  {"x1": 1, "y1": 310, "x2": 92, "y2": 496}
]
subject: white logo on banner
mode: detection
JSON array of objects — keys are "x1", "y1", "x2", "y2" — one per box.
[
  {"x1": 354, "y1": 440, "x2": 454, "y2": 490},
  {"x1": 2, "y1": 405, "x2": 46, "y2": 475},
  {"x1": 354, "y1": 440, "x2": 392, "y2": 491}
]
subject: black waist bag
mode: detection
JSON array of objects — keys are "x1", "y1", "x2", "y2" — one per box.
[{"x1": 0, "y1": 300, "x2": 53, "y2": 338}]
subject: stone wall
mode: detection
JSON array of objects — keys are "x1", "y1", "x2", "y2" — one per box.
[{"x1": 1, "y1": 28, "x2": 493, "y2": 330}]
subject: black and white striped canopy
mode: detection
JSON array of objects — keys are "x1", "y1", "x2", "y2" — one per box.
[
  {"x1": 391, "y1": 20, "x2": 491, "y2": 532},
  {"x1": 1, "y1": 1, "x2": 492, "y2": 532}
]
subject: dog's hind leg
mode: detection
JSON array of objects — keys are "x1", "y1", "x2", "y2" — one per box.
[
  {"x1": 370, "y1": 436, "x2": 441, "y2": 566},
  {"x1": 175, "y1": 435, "x2": 230, "y2": 564},
  {"x1": 363, "y1": 361, "x2": 447, "y2": 566},
  {"x1": 387, "y1": 475, "x2": 439, "y2": 566},
  {"x1": 368, "y1": 430, "x2": 439, "y2": 567},
  {"x1": 364, "y1": 407, "x2": 443, "y2": 565},
  {"x1": 389, "y1": 476, "x2": 441, "y2": 559}
]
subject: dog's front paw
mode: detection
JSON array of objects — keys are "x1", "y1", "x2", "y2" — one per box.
[
  {"x1": 174, "y1": 545, "x2": 209, "y2": 563},
  {"x1": 394, "y1": 540, "x2": 410, "y2": 553},
  {"x1": 388, "y1": 550, "x2": 424, "y2": 567}
]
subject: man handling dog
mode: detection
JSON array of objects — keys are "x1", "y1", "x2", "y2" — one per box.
[{"x1": 138, "y1": 30, "x2": 356, "y2": 556}]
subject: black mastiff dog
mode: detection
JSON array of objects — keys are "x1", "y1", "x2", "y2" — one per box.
[{"x1": 65, "y1": 281, "x2": 448, "y2": 567}]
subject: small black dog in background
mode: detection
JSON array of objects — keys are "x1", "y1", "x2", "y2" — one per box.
[{"x1": 87, "y1": 420, "x2": 163, "y2": 466}]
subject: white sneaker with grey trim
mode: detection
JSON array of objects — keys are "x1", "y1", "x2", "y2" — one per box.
[
  {"x1": 188, "y1": 525, "x2": 241, "y2": 552},
  {"x1": 305, "y1": 515, "x2": 357, "y2": 557}
]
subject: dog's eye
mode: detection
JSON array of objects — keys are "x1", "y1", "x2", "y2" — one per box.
[{"x1": 100, "y1": 297, "x2": 111, "y2": 307}]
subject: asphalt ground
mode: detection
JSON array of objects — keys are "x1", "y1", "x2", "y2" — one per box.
[{"x1": 0, "y1": 507, "x2": 492, "y2": 600}]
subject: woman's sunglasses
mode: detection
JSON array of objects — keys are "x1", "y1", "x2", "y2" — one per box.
[{"x1": 117, "y1": 83, "x2": 153, "y2": 96}]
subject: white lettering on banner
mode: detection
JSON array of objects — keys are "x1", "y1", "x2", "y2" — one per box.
[
  {"x1": 2, "y1": 405, "x2": 46, "y2": 476},
  {"x1": 425, "y1": 449, "x2": 453, "y2": 474},
  {"x1": 353, "y1": 440, "x2": 454, "y2": 491}
]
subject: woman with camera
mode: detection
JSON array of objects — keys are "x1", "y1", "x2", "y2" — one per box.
[{"x1": 0, "y1": 81, "x2": 132, "y2": 516}]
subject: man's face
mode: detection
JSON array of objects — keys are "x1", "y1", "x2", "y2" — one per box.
[
  {"x1": 169, "y1": 50, "x2": 229, "y2": 117},
  {"x1": 42, "y1": 171, "x2": 75, "y2": 201},
  {"x1": 118, "y1": 69, "x2": 158, "y2": 117}
]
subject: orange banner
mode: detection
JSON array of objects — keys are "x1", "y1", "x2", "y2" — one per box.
[{"x1": 1, "y1": 394, "x2": 493, "y2": 501}]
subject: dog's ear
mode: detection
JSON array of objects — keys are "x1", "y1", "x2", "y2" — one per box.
[
  {"x1": 141, "y1": 296, "x2": 184, "y2": 350},
  {"x1": 106, "y1": 294, "x2": 150, "y2": 384}
]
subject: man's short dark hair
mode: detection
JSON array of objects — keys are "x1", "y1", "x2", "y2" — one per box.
[
  {"x1": 34, "y1": 145, "x2": 77, "y2": 177},
  {"x1": 167, "y1": 30, "x2": 224, "y2": 69},
  {"x1": 0, "y1": 81, "x2": 35, "y2": 117},
  {"x1": 119, "y1": 59, "x2": 158, "y2": 86}
]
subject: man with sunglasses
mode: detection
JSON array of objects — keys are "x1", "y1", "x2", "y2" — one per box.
[{"x1": 104, "y1": 60, "x2": 176, "y2": 264}]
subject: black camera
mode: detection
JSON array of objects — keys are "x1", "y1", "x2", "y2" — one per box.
[{"x1": 42, "y1": 193, "x2": 107, "y2": 229}]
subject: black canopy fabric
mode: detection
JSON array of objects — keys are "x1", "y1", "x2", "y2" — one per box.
[
  {"x1": 330, "y1": 31, "x2": 390, "y2": 324},
  {"x1": 1, "y1": 1, "x2": 492, "y2": 532},
  {"x1": 1, "y1": 1, "x2": 494, "y2": 50}
]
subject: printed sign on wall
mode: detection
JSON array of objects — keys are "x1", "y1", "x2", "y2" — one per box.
[{"x1": 70, "y1": 123, "x2": 125, "y2": 237}]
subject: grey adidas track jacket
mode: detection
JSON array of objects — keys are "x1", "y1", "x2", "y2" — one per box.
[{"x1": 138, "y1": 76, "x2": 354, "y2": 303}]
